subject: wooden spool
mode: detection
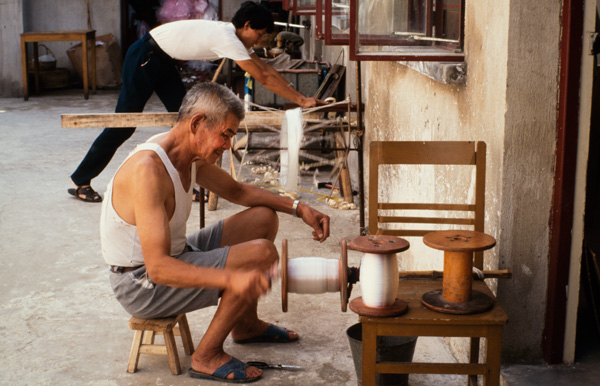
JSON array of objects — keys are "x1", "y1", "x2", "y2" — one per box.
[
  {"x1": 421, "y1": 230, "x2": 496, "y2": 314},
  {"x1": 348, "y1": 235, "x2": 411, "y2": 318},
  {"x1": 281, "y1": 239, "x2": 350, "y2": 312}
]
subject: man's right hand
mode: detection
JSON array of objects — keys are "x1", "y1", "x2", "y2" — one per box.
[{"x1": 229, "y1": 270, "x2": 271, "y2": 302}]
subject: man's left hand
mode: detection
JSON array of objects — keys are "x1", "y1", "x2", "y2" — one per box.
[{"x1": 297, "y1": 203, "x2": 330, "y2": 242}]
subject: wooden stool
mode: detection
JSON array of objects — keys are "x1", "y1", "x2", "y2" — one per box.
[{"x1": 127, "y1": 314, "x2": 194, "y2": 375}]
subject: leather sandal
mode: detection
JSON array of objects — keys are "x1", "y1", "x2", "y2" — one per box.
[{"x1": 68, "y1": 185, "x2": 102, "y2": 203}]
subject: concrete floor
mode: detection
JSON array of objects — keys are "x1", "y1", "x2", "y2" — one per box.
[{"x1": 0, "y1": 89, "x2": 598, "y2": 385}]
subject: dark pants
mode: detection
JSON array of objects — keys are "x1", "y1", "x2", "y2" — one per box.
[{"x1": 71, "y1": 33, "x2": 186, "y2": 186}]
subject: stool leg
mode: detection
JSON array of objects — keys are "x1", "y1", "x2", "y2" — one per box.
[
  {"x1": 143, "y1": 330, "x2": 155, "y2": 345},
  {"x1": 178, "y1": 315, "x2": 195, "y2": 355},
  {"x1": 164, "y1": 330, "x2": 182, "y2": 375},
  {"x1": 127, "y1": 330, "x2": 144, "y2": 373}
]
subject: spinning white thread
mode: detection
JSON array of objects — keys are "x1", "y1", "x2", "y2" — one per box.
[
  {"x1": 287, "y1": 257, "x2": 339, "y2": 294},
  {"x1": 359, "y1": 253, "x2": 399, "y2": 308},
  {"x1": 280, "y1": 108, "x2": 303, "y2": 190}
]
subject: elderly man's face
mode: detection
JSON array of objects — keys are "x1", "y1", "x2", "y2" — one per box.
[{"x1": 197, "y1": 113, "x2": 239, "y2": 164}]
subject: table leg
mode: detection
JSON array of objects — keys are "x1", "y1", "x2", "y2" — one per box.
[
  {"x1": 484, "y1": 326, "x2": 503, "y2": 386},
  {"x1": 468, "y1": 337, "x2": 481, "y2": 386},
  {"x1": 21, "y1": 38, "x2": 29, "y2": 101},
  {"x1": 90, "y1": 33, "x2": 97, "y2": 94},
  {"x1": 33, "y1": 42, "x2": 40, "y2": 95},
  {"x1": 82, "y1": 36, "x2": 89, "y2": 100},
  {"x1": 361, "y1": 323, "x2": 377, "y2": 386}
]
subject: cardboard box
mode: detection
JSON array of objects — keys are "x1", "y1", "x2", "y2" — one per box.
[{"x1": 67, "y1": 34, "x2": 122, "y2": 89}]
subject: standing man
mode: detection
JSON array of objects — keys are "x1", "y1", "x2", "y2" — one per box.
[
  {"x1": 103, "y1": 82, "x2": 330, "y2": 383},
  {"x1": 69, "y1": 1, "x2": 326, "y2": 202}
]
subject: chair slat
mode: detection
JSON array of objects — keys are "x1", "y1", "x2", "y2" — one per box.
[
  {"x1": 378, "y1": 216, "x2": 475, "y2": 225},
  {"x1": 378, "y1": 203, "x2": 475, "y2": 211}
]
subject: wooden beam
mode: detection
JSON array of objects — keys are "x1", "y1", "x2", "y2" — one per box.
[{"x1": 61, "y1": 111, "x2": 323, "y2": 129}]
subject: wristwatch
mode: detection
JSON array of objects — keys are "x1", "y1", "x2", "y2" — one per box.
[{"x1": 292, "y1": 199, "x2": 300, "y2": 217}]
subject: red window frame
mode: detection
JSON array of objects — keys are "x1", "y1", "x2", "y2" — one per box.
[
  {"x1": 349, "y1": 0, "x2": 465, "y2": 62},
  {"x1": 324, "y1": 0, "x2": 350, "y2": 45},
  {"x1": 293, "y1": 0, "x2": 317, "y2": 15}
]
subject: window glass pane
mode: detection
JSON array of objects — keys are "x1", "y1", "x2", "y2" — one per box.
[
  {"x1": 442, "y1": 0, "x2": 461, "y2": 41},
  {"x1": 325, "y1": 0, "x2": 350, "y2": 45}
]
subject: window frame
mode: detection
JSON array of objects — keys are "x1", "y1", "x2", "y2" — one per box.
[
  {"x1": 324, "y1": 0, "x2": 350, "y2": 46},
  {"x1": 293, "y1": 0, "x2": 317, "y2": 15},
  {"x1": 349, "y1": 0, "x2": 465, "y2": 62}
]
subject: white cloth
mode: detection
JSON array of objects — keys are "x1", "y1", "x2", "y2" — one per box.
[
  {"x1": 101, "y1": 139, "x2": 195, "y2": 267},
  {"x1": 149, "y1": 20, "x2": 253, "y2": 61}
]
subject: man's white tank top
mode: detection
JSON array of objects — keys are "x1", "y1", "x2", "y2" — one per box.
[{"x1": 100, "y1": 141, "x2": 195, "y2": 267}]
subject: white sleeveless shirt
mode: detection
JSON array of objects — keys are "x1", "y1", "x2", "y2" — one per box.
[
  {"x1": 100, "y1": 141, "x2": 195, "y2": 267},
  {"x1": 149, "y1": 20, "x2": 253, "y2": 62}
]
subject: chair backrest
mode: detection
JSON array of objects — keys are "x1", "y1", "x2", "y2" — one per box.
[{"x1": 368, "y1": 141, "x2": 486, "y2": 268}]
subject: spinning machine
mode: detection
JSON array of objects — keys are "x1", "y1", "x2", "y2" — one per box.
[
  {"x1": 279, "y1": 231, "x2": 502, "y2": 317},
  {"x1": 280, "y1": 235, "x2": 410, "y2": 317}
]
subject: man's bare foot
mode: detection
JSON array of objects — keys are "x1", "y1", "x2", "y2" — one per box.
[
  {"x1": 190, "y1": 352, "x2": 262, "y2": 381},
  {"x1": 232, "y1": 322, "x2": 299, "y2": 344}
]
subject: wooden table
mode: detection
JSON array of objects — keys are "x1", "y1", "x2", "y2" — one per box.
[
  {"x1": 358, "y1": 279, "x2": 507, "y2": 386},
  {"x1": 21, "y1": 30, "x2": 96, "y2": 100}
]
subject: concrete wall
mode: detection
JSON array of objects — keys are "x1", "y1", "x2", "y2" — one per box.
[
  {"x1": 330, "y1": 0, "x2": 560, "y2": 363},
  {"x1": 0, "y1": 0, "x2": 24, "y2": 97},
  {"x1": 496, "y1": 0, "x2": 561, "y2": 362}
]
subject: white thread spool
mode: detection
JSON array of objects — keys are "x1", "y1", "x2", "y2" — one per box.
[
  {"x1": 281, "y1": 239, "x2": 350, "y2": 312},
  {"x1": 359, "y1": 253, "x2": 399, "y2": 308},
  {"x1": 287, "y1": 257, "x2": 340, "y2": 294}
]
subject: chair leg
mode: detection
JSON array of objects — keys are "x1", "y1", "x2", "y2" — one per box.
[
  {"x1": 164, "y1": 330, "x2": 182, "y2": 375},
  {"x1": 178, "y1": 314, "x2": 195, "y2": 355},
  {"x1": 127, "y1": 329, "x2": 144, "y2": 373}
]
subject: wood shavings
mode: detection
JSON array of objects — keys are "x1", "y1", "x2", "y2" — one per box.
[
  {"x1": 251, "y1": 165, "x2": 277, "y2": 174},
  {"x1": 326, "y1": 198, "x2": 356, "y2": 210},
  {"x1": 279, "y1": 189, "x2": 299, "y2": 200}
]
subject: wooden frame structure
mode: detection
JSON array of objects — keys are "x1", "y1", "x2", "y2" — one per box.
[{"x1": 62, "y1": 105, "x2": 365, "y2": 229}]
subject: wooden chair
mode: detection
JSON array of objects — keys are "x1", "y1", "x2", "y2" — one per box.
[
  {"x1": 368, "y1": 141, "x2": 486, "y2": 268},
  {"x1": 368, "y1": 141, "x2": 488, "y2": 386},
  {"x1": 127, "y1": 313, "x2": 194, "y2": 375}
]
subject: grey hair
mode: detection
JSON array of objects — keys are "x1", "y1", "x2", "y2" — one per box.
[{"x1": 177, "y1": 82, "x2": 245, "y2": 126}]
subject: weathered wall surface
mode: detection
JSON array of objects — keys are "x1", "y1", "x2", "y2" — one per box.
[
  {"x1": 357, "y1": 1, "x2": 560, "y2": 362},
  {"x1": 496, "y1": 0, "x2": 561, "y2": 362},
  {"x1": 0, "y1": 0, "x2": 24, "y2": 97}
]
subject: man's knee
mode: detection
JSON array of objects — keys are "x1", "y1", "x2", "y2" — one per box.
[
  {"x1": 251, "y1": 206, "x2": 279, "y2": 235},
  {"x1": 252, "y1": 238, "x2": 279, "y2": 265}
]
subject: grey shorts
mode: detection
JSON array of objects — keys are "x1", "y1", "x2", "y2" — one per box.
[{"x1": 109, "y1": 220, "x2": 229, "y2": 319}]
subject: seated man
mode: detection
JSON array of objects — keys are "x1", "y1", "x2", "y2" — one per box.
[{"x1": 101, "y1": 82, "x2": 330, "y2": 383}]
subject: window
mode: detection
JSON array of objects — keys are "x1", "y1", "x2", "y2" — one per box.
[
  {"x1": 293, "y1": 0, "x2": 317, "y2": 15},
  {"x1": 350, "y1": 0, "x2": 465, "y2": 61},
  {"x1": 325, "y1": 0, "x2": 350, "y2": 45}
]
